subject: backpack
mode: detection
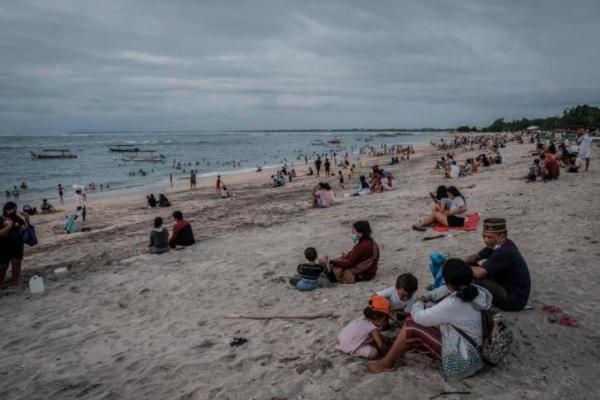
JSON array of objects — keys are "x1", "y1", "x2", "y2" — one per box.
[
  {"x1": 480, "y1": 310, "x2": 513, "y2": 365},
  {"x1": 453, "y1": 310, "x2": 513, "y2": 366}
]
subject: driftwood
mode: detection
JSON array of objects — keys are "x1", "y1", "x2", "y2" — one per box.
[
  {"x1": 429, "y1": 391, "x2": 471, "y2": 400},
  {"x1": 224, "y1": 312, "x2": 335, "y2": 321}
]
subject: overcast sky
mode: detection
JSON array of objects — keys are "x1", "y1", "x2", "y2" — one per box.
[{"x1": 1, "y1": 0, "x2": 599, "y2": 132}]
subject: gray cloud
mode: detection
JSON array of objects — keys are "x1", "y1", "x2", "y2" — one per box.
[{"x1": 1, "y1": 0, "x2": 599, "y2": 132}]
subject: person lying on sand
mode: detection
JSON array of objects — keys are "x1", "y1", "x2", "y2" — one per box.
[
  {"x1": 312, "y1": 182, "x2": 334, "y2": 208},
  {"x1": 336, "y1": 295, "x2": 390, "y2": 359},
  {"x1": 367, "y1": 259, "x2": 492, "y2": 380},
  {"x1": 376, "y1": 273, "x2": 418, "y2": 320},
  {"x1": 465, "y1": 218, "x2": 531, "y2": 311},
  {"x1": 168, "y1": 211, "x2": 195, "y2": 248},
  {"x1": 413, "y1": 186, "x2": 466, "y2": 231},
  {"x1": 289, "y1": 247, "x2": 325, "y2": 291},
  {"x1": 319, "y1": 221, "x2": 379, "y2": 284},
  {"x1": 149, "y1": 217, "x2": 169, "y2": 254}
]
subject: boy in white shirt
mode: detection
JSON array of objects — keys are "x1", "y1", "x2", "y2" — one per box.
[{"x1": 376, "y1": 273, "x2": 418, "y2": 319}]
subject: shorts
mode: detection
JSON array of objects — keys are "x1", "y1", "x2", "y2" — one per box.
[
  {"x1": 0, "y1": 241, "x2": 24, "y2": 263},
  {"x1": 447, "y1": 215, "x2": 465, "y2": 227}
]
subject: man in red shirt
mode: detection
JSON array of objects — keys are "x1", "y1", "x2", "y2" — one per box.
[
  {"x1": 541, "y1": 152, "x2": 560, "y2": 181},
  {"x1": 169, "y1": 211, "x2": 196, "y2": 248}
]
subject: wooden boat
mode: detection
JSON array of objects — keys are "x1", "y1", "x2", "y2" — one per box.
[
  {"x1": 122, "y1": 151, "x2": 165, "y2": 163},
  {"x1": 109, "y1": 144, "x2": 141, "y2": 152},
  {"x1": 31, "y1": 149, "x2": 77, "y2": 159}
]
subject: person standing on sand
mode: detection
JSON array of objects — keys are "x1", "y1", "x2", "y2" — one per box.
[
  {"x1": 0, "y1": 202, "x2": 29, "y2": 288},
  {"x1": 75, "y1": 189, "x2": 87, "y2": 222},
  {"x1": 190, "y1": 170, "x2": 197, "y2": 190},
  {"x1": 215, "y1": 175, "x2": 222, "y2": 195},
  {"x1": 58, "y1": 184, "x2": 64, "y2": 204},
  {"x1": 169, "y1": 173, "x2": 173, "y2": 187},
  {"x1": 465, "y1": 218, "x2": 531, "y2": 311},
  {"x1": 576, "y1": 129, "x2": 591, "y2": 171},
  {"x1": 315, "y1": 157, "x2": 322, "y2": 177},
  {"x1": 324, "y1": 158, "x2": 331, "y2": 177}
]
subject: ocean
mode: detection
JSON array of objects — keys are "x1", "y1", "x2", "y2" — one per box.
[{"x1": 0, "y1": 130, "x2": 448, "y2": 207}]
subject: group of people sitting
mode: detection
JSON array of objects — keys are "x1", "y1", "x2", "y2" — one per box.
[
  {"x1": 145, "y1": 193, "x2": 171, "y2": 208},
  {"x1": 148, "y1": 210, "x2": 196, "y2": 254},
  {"x1": 526, "y1": 129, "x2": 592, "y2": 181},
  {"x1": 438, "y1": 146, "x2": 502, "y2": 179},
  {"x1": 412, "y1": 185, "x2": 467, "y2": 231},
  {"x1": 288, "y1": 217, "x2": 531, "y2": 380}
]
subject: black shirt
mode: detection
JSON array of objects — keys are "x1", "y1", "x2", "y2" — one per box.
[
  {"x1": 478, "y1": 239, "x2": 531, "y2": 310},
  {"x1": 297, "y1": 263, "x2": 324, "y2": 280}
]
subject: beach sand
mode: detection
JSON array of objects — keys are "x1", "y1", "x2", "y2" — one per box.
[{"x1": 1, "y1": 139, "x2": 599, "y2": 400}]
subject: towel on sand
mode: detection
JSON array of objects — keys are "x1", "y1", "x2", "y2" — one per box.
[{"x1": 432, "y1": 213, "x2": 480, "y2": 232}]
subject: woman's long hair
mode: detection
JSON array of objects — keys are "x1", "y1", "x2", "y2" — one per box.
[
  {"x1": 443, "y1": 258, "x2": 478, "y2": 302},
  {"x1": 447, "y1": 186, "x2": 466, "y2": 204}
]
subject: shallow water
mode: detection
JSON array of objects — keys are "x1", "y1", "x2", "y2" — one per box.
[{"x1": 0, "y1": 130, "x2": 447, "y2": 207}]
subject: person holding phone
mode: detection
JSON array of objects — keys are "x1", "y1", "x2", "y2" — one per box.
[{"x1": 413, "y1": 186, "x2": 467, "y2": 231}]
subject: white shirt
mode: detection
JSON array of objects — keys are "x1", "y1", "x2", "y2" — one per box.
[
  {"x1": 578, "y1": 134, "x2": 591, "y2": 159},
  {"x1": 376, "y1": 287, "x2": 416, "y2": 312},
  {"x1": 75, "y1": 193, "x2": 86, "y2": 208},
  {"x1": 450, "y1": 164, "x2": 460, "y2": 179}
]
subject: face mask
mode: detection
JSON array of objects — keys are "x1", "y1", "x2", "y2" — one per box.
[{"x1": 351, "y1": 234, "x2": 359, "y2": 243}]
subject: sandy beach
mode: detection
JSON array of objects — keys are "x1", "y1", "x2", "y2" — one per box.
[{"x1": 1, "y1": 138, "x2": 599, "y2": 400}]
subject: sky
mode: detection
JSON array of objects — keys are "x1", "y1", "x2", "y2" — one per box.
[{"x1": 1, "y1": 0, "x2": 599, "y2": 132}]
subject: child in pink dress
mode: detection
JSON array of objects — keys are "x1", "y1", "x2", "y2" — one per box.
[{"x1": 336, "y1": 295, "x2": 390, "y2": 359}]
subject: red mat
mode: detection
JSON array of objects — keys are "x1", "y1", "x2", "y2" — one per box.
[{"x1": 432, "y1": 213, "x2": 480, "y2": 232}]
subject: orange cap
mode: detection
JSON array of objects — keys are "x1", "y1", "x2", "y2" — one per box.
[{"x1": 369, "y1": 295, "x2": 391, "y2": 315}]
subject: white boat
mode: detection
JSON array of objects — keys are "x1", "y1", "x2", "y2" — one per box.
[{"x1": 122, "y1": 152, "x2": 165, "y2": 163}]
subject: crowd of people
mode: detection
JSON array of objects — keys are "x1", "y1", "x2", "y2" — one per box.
[{"x1": 0, "y1": 130, "x2": 594, "y2": 383}]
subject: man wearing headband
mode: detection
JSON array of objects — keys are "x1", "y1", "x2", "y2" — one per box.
[{"x1": 465, "y1": 218, "x2": 531, "y2": 311}]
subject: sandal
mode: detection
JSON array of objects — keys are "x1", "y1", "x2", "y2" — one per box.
[{"x1": 412, "y1": 224, "x2": 426, "y2": 232}]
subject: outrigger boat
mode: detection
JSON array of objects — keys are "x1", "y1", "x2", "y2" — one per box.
[
  {"x1": 327, "y1": 138, "x2": 341, "y2": 145},
  {"x1": 109, "y1": 144, "x2": 141, "y2": 152},
  {"x1": 31, "y1": 149, "x2": 77, "y2": 159},
  {"x1": 121, "y1": 151, "x2": 165, "y2": 163}
]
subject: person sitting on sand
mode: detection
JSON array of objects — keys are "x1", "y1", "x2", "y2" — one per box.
[
  {"x1": 370, "y1": 166, "x2": 384, "y2": 193},
  {"x1": 289, "y1": 247, "x2": 325, "y2": 291},
  {"x1": 312, "y1": 182, "x2": 335, "y2": 208},
  {"x1": 336, "y1": 295, "x2": 390, "y2": 359},
  {"x1": 526, "y1": 159, "x2": 541, "y2": 182},
  {"x1": 169, "y1": 211, "x2": 196, "y2": 248},
  {"x1": 320, "y1": 220, "x2": 380, "y2": 283},
  {"x1": 380, "y1": 169, "x2": 395, "y2": 191},
  {"x1": 460, "y1": 159, "x2": 473, "y2": 177},
  {"x1": 147, "y1": 194, "x2": 157, "y2": 208},
  {"x1": 149, "y1": 217, "x2": 169, "y2": 254},
  {"x1": 40, "y1": 199, "x2": 55, "y2": 213},
  {"x1": 413, "y1": 186, "x2": 466, "y2": 231},
  {"x1": 376, "y1": 273, "x2": 418, "y2": 319},
  {"x1": 367, "y1": 259, "x2": 492, "y2": 379},
  {"x1": 352, "y1": 175, "x2": 370, "y2": 196},
  {"x1": 446, "y1": 161, "x2": 460, "y2": 179},
  {"x1": 307, "y1": 166, "x2": 314, "y2": 176},
  {"x1": 271, "y1": 174, "x2": 285, "y2": 187},
  {"x1": 540, "y1": 152, "x2": 560, "y2": 181},
  {"x1": 465, "y1": 218, "x2": 531, "y2": 311},
  {"x1": 158, "y1": 193, "x2": 171, "y2": 207}
]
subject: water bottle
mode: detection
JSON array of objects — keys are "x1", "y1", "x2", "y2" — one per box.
[{"x1": 29, "y1": 275, "x2": 45, "y2": 294}]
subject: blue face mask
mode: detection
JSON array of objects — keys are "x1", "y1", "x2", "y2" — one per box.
[{"x1": 351, "y1": 234, "x2": 359, "y2": 243}]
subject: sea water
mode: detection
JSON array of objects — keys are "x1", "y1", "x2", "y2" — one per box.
[{"x1": 0, "y1": 130, "x2": 447, "y2": 206}]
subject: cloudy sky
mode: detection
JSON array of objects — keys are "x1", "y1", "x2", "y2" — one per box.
[{"x1": 1, "y1": 0, "x2": 599, "y2": 132}]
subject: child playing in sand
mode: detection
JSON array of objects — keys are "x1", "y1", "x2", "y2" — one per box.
[
  {"x1": 335, "y1": 295, "x2": 390, "y2": 359},
  {"x1": 289, "y1": 247, "x2": 325, "y2": 290},
  {"x1": 376, "y1": 273, "x2": 418, "y2": 319}
]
